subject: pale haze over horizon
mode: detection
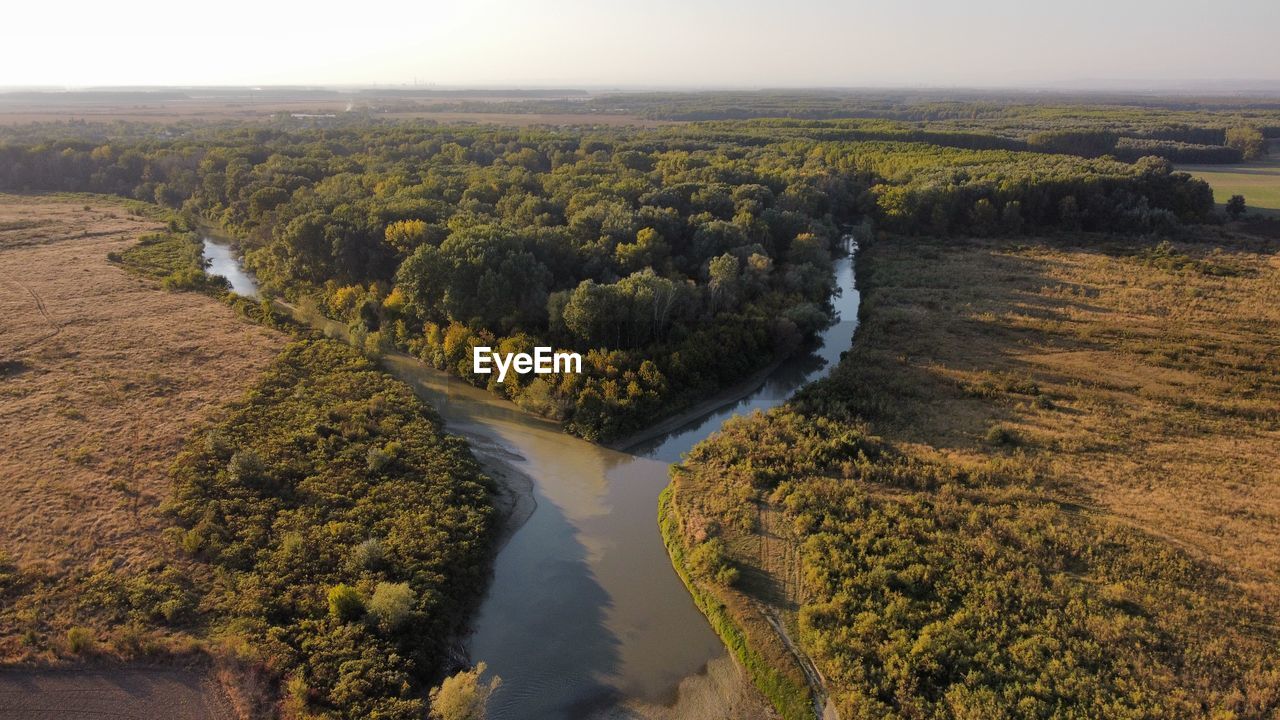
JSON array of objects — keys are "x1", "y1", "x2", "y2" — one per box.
[{"x1": 5, "y1": 0, "x2": 1278, "y2": 89}]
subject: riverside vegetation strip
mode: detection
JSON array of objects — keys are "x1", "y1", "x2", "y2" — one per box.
[{"x1": 664, "y1": 227, "x2": 1280, "y2": 719}]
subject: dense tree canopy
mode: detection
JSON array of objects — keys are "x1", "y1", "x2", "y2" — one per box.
[{"x1": 0, "y1": 120, "x2": 1216, "y2": 439}]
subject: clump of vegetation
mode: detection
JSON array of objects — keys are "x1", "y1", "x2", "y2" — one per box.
[
  {"x1": 65, "y1": 627, "x2": 94, "y2": 655},
  {"x1": 111, "y1": 230, "x2": 207, "y2": 280},
  {"x1": 1227, "y1": 194, "x2": 1248, "y2": 219},
  {"x1": 428, "y1": 662, "x2": 500, "y2": 720},
  {"x1": 983, "y1": 423, "x2": 1019, "y2": 446},
  {"x1": 164, "y1": 339, "x2": 497, "y2": 719},
  {"x1": 327, "y1": 584, "x2": 365, "y2": 622},
  {"x1": 1226, "y1": 125, "x2": 1268, "y2": 160},
  {"x1": 367, "y1": 582, "x2": 415, "y2": 632}
]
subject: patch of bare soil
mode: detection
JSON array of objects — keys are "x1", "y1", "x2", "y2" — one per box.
[{"x1": 0, "y1": 667, "x2": 231, "y2": 720}]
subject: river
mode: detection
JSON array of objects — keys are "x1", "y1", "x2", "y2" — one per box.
[{"x1": 202, "y1": 235, "x2": 860, "y2": 719}]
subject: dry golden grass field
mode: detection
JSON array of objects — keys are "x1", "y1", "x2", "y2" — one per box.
[
  {"x1": 847, "y1": 229, "x2": 1280, "y2": 601},
  {"x1": 0, "y1": 195, "x2": 283, "y2": 662}
]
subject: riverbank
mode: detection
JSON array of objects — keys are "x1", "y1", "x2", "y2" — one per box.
[
  {"x1": 469, "y1": 440, "x2": 538, "y2": 549},
  {"x1": 606, "y1": 357, "x2": 785, "y2": 453}
]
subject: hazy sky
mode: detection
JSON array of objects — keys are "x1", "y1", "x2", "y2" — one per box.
[{"x1": 5, "y1": 0, "x2": 1278, "y2": 88}]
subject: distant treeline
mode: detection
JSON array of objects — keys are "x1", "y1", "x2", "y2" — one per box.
[
  {"x1": 0, "y1": 120, "x2": 1215, "y2": 438},
  {"x1": 351, "y1": 91, "x2": 1280, "y2": 164}
]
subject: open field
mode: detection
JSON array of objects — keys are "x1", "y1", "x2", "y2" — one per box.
[
  {"x1": 1183, "y1": 141, "x2": 1280, "y2": 215},
  {"x1": 0, "y1": 92, "x2": 667, "y2": 127},
  {"x1": 0, "y1": 195, "x2": 283, "y2": 666}
]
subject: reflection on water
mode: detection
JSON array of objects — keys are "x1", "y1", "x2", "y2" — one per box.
[
  {"x1": 202, "y1": 237, "x2": 259, "y2": 298},
  {"x1": 383, "y1": 355, "x2": 726, "y2": 719},
  {"x1": 207, "y1": 236, "x2": 861, "y2": 719}
]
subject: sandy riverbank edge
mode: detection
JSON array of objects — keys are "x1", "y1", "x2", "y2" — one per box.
[{"x1": 471, "y1": 446, "x2": 537, "y2": 549}]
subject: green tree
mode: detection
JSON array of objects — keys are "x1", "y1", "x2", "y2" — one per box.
[
  {"x1": 969, "y1": 198, "x2": 999, "y2": 236},
  {"x1": 385, "y1": 219, "x2": 430, "y2": 256},
  {"x1": 327, "y1": 584, "x2": 365, "y2": 622},
  {"x1": 1226, "y1": 194, "x2": 1247, "y2": 220},
  {"x1": 1225, "y1": 126, "x2": 1267, "y2": 160},
  {"x1": 367, "y1": 581, "x2": 415, "y2": 632}
]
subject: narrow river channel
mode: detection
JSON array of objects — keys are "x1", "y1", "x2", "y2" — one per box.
[{"x1": 202, "y1": 235, "x2": 860, "y2": 719}]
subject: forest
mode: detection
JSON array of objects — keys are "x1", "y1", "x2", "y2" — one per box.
[
  {"x1": 0, "y1": 118, "x2": 1218, "y2": 440},
  {"x1": 383, "y1": 90, "x2": 1280, "y2": 164}
]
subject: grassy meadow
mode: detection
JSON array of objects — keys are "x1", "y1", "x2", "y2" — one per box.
[
  {"x1": 1183, "y1": 141, "x2": 1280, "y2": 215},
  {"x1": 666, "y1": 226, "x2": 1280, "y2": 719}
]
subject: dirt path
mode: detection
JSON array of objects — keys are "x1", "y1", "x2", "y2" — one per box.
[
  {"x1": 756, "y1": 504, "x2": 837, "y2": 720},
  {"x1": 0, "y1": 668, "x2": 231, "y2": 719}
]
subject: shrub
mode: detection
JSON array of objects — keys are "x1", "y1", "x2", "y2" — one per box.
[
  {"x1": 161, "y1": 267, "x2": 229, "y2": 293},
  {"x1": 366, "y1": 445, "x2": 393, "y2": 472},
  {"x1": 984, "y1": 424, "x2": 1020, "y2": 446},
  {"x1": 226, "y1": 450, "x2": 266, "y2": 486},
  {"x1": 348, "y1": 539, "x2": 386, "y2": 572},
  {"x1": 367, "y1": 582, "x2": 415, "y2": 632},
  {"x1": 688, "y1": 538, "x2": 738, "y2": 586},
  {"x1": 429, "y1": 662, "x2": 501, "y2": 720},
  {"x1": 66, "y1": 627, "x2": 94, "y2": 654},
  {"x1": 327, "y1": 584, "x2": 366, "y2": 622},
  {"x1": 1226, "y1": 194, "x2": 1247, "y2": 220}
]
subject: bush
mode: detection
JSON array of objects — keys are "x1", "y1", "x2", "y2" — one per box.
[
  {"x1": 984, "y1": 423, "x2": 1020, "y2": 446},
  {"x1": 66, "y1": 627, "x2": 94, "y2": 654},
  {"x1": 367, "y1": 582, "x2": 415, "y2": 632},
  {"x1": 161, "y1": 267, "x2": 229, "y2": 293},
  {"x1": 1226, "y1": 194, "x2": 1247, "y2": 220},
  {"x1": 688, "y1": 538, "x2": 738, "y2": 586},
  {"x1": 226, "y1": 450, "x2": 265, "y2": 485},
  {"x1": 327, "y1": 584, "x2": 365, "y2": 622},
  {"x1": 348, "y1": 539, "x2": 386, "y2": 571},
  {"x1": 429, "y1": 662, "x2": 500, "y2": 720}
]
